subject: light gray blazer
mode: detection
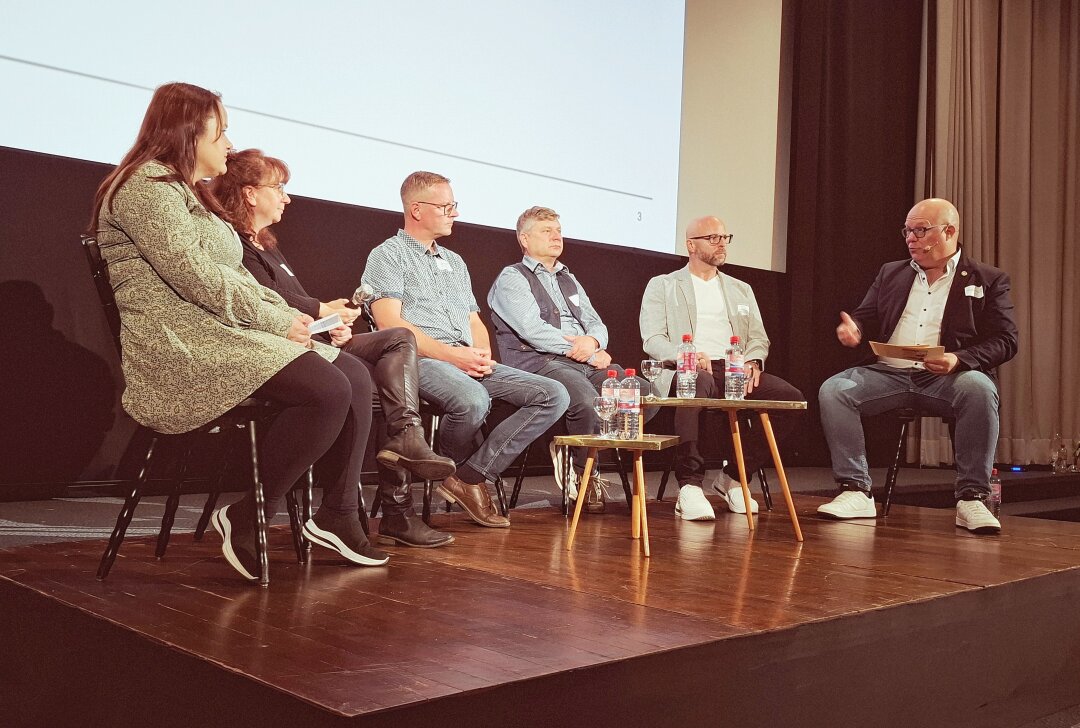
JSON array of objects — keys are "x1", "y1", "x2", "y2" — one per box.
[{"x1": 639, "y1": 265, "x2": 770, "y2": 396}]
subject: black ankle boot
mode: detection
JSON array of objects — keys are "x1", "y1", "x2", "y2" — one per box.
[
  {"x1": 377, "y1": 424, "x2": 456, "y2": 480},
  {"x1": 378, "y1": 510, "x2": 455, "y2": 548}
]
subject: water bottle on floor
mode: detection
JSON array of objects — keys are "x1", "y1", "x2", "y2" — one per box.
[
  {"x1": 988, "y1": 468, "x2": 1002, "y2": 517},
  {"x1": 618, "y1": 369, "x2": 641, "y2": 439},
  {"x1": 676, "y1": 334, "x2": 697, "y2": 399},
  {"x1": 725, "y1": 336, "x2": 745, "y2": 400}
]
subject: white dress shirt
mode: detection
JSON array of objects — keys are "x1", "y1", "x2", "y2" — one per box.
[{"x1": 882, "y1": 249, "x2": 962, "y2": 368}]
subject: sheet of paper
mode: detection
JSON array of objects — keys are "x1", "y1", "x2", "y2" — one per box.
[
  {"x1": 869, "y1": 341, "x2": 945, "y2": 362},
  {"x1": 308, "y1": 312, "x2": 343, "y2": 335}
]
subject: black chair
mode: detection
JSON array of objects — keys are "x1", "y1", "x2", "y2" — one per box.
[
  {"x1": 83, "y1": 236, "x2": 311, "y2": 586},
  {"x1": 508, "y1": 443, "x2": 634, "y2": 511},
  {"x1": 881, "y1": 408, "x2": 955, "y2": 516}
]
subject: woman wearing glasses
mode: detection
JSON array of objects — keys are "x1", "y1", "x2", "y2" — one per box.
[
  {"x1": 91, "y1": 83, "x2": 391, "y2": 580},
  {"x1": 211, "y1": 149, "x2": 455, "y2": 548}
]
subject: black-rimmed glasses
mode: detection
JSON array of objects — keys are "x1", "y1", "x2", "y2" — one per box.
[
  {"x1": 901, "y1": 224, "x2": 947, "y2": 239},
  {"x1": 416, "y1": 200, "x2": 459, "y2": 216},
  {"x1": 688, "y1": 233, "x2": 734, "y2": 246}
]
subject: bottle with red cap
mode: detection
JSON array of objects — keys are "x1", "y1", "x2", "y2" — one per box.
[
  {"x1": 676, "y1": 334, "x2": 698, "y2": 398},
  {"x1": 600, "y1": 369, "x2": 620, "y2": 437},
  {"x1": 618, "y1": 369, "x2": 641, "y2": 439}
]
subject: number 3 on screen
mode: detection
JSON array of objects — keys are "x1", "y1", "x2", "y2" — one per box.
[{"x1": 637, "y1": 211, "x2": 642, "y2": 221}]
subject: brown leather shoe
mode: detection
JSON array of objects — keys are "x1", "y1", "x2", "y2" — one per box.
[{"x1": 436, "y1": 475, "x2": 510, "y2": 528}]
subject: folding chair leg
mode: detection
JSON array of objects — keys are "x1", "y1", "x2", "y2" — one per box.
[
  {"x1": 757, "y1": 467, "x2": 773, "y2": 511},
  {"x1": 156, "y1": 441, "x2": 190, "y2": 559},
  {"x1": 883, "y1": 419, "x2": 910, "y2": 516},
  {"x1": 97, "y1": 436, "x2": 158, "y2": 581},
  {"x1": 510, "y1": 443, "x2": 531, "y2": 509},
  {"x1": 285, "y1": 489, "x2": 306, "y2": 564},
  {"x1": 655, "y1": 448, "x2": 676, "y2": 502},
  {"x1": 249, "y1": 420, "x2": 270, "y2": 587}
]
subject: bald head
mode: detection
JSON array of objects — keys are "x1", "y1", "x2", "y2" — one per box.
[
  {"x1": 904, "y1": 197, "x2": 960, "y2": 269},
  {"x1": 686, "y1": 215, "x2": 724, "y2": 239}
]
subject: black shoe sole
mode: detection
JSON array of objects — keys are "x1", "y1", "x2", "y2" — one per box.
[
  {"x1": 302, "y1": 520, "x2": 390, "y2": 566},
  {"x1": 377, "y1": 532, "x2": 456, "y2": 548},
  {"x1": 376, "y1": 450, "x2": 457, "y2": 480},
  {"x1": 434, "y1": 486, "x2": 511, "y2": 528}
]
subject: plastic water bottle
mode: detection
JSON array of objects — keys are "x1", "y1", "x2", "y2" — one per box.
[
  {"x1": 724, "y1": 336, "x2": 745, "y2": 400},
  {"x1": 600, "y1": 369, "x2": 620, "y2": 437},
  {"x1": 988, "y1": 468, "x2": 1002, "y2": 517},
  {"x1": 676, "y1": 334, "x2": 697, "y2": 399},
  {"x1": 618, "y1": 368, "x2": 641, "y2": 440}
]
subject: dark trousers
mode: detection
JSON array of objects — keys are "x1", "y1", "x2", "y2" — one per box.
[
  {"x1": 243, "y1": 351, "x2": 373, "y2": 520},
  {"x1": 673, "y1": 369, "x2": 803, "y2": 486}
]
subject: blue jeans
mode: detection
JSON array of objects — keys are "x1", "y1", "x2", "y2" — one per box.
[
  {"x1": 818, "y1": 363, "x2": 999, "y2": 499},
  {"x1": 533, "y1": 358, "x2": 656, "y2": 469},
  {"x1": 418, "y1": 359, "x2": 569, "y2": 482}
]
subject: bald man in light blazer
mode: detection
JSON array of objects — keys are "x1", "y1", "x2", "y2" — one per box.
[{"x1": 640, "y1": 215, "x2": 803, "y2": 521}]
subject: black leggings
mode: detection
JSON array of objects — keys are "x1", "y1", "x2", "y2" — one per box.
[{"x1": 248, "y1": 351, "x2": 373, "y2": 519}]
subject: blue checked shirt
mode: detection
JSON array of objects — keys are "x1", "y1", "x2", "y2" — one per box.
[
  {"x1": 361, "y1": 230, "x2": 480, "y2": 345},
  {"x1": 487, "y1": 255, "x2": 609, "y2": 356}
]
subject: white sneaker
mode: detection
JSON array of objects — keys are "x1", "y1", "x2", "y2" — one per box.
[
  {"x1": 675, "y1": 484, "x2": 716, "y2": 521},
  {"x1": 817, "y1": 490, "x2": 877, "y2": 519},
  {"x1": 549, "y1": 441, "x2": 578, "y2": 501},
  {"x1": 955, "y1": 500, "x2": 1001, "y2": 534},
  {"x1": 710, "y1": 473, "x2": 759, "y2": 514}
]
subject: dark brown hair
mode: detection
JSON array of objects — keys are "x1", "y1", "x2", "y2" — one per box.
[
  {"x1": 88, "y1": 82, "x2": 226, "y2": 233},
  {"x1": 209, "y1": 148, "x2": 290, "y2": 249}
]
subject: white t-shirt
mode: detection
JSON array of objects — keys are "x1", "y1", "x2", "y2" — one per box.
[{"x1": 691, "y1": 273, "x2": 735, "y2": 359}]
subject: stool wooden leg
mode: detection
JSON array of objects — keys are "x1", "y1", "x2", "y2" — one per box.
[
  {"x1": 634, "y1": 451, "x2": 650, "y2": 557},
  {"x1": 727, "y1": 410, "x2": 755, "y2": 532},
  {"x1": 759, "y1": 413, "x2": 804, "y2": 542},
  {"x1": 566, "y1": 448, "x2": 598, "y2": 550}
]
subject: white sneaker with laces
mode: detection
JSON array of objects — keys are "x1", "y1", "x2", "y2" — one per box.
[
  {"x1": 549, "y1": 441, "x2": 578, "y2": 501},
  {"x1": 711, "y1": 473, "x2": 759, "y2": 514},
  {"x1": 675, "y1": 484, "x2": 716, "y2": 521},
  {"x1": 817, "y1": 490, "x2": 877, "y2": 519},
  {"x1": 955, "y1": 499, "x2": 1001, "y2": 534}
]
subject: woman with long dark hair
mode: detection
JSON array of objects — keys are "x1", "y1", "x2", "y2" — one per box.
[
  {"x1": 91, "y1": 82, "x2": 388, "y2": 580},
  {"x1": 211, "y1": 149, "x2": 456, "y2": 548}
]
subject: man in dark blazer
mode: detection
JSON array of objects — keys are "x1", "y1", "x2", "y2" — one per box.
[{"x1": 817, "y1": 198, "x2": 1018, "y2": 534}]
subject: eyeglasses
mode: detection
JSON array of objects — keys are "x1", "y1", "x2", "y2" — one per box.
[
  {"x1": 416, "y1": 200, "x2": 459, "y2": 216},
  {"x1": 688, "y1": 233, "x2": 734, "y2": 246},
  {"x1": 901, "y1": 224, "x2": 947, "y2": 239},
  {"x1": 258, "y1": 183, "x2": 287, "y2": 197}
]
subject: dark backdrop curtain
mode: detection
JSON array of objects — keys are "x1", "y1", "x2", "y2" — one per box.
[{"x1": 782, "y1": 0, "x2": 925, "y2": 465}]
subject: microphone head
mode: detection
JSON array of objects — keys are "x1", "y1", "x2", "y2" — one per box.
[{"x1": 352, "y1": 283, "x2": 375, "y2": 306}]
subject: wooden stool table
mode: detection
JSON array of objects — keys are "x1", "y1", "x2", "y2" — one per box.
[
  {"x1": 560, "y1": 433, "x2": 679, "y2": 557},
  {"x1": 649, "y1": 397, "x2": 807, "y2": 542}
]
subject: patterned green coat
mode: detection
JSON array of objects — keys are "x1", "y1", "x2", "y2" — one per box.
[{"x1": 97, "y1": 161, "x2": 337, "y2": 434}]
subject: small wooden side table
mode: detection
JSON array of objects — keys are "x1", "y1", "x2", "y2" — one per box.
[
  {"x1": 649, "y1": 397, "x2": 807, "y2": 542},
  {"x1": 559, "y1": 433, "x2": 679, "y2": 557}
]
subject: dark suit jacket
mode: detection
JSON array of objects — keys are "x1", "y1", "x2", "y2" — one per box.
[{"x1": 849, "y1": 248, "x2": 1019, "y2": 383}]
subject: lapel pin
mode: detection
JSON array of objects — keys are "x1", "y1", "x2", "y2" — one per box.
[{"x1": 961, "y1": 270, "x2": 968, "y2": 277}]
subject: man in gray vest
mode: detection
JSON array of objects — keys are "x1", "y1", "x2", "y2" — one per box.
[{"x1": 488, "y1": 206, "x2": 649, "y2": 512}]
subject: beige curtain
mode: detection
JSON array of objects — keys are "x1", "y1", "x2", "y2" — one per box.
[{"x1": 914, "y1": 0, "x2": 1080, "y2": 467}]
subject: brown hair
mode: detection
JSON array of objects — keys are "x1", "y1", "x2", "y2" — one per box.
[
  {"x1": 516, "y1": 206, "x2": 560, "y2": 237},
  {"x1": 399, "y1": 171, "x2": 450, "y2": 206},
  {"x1": 209, "y1": 149, "x2": 291, "y2": 249},
  {"x1": 88, "y1": 82, "x2": 226, "y2": 233}
]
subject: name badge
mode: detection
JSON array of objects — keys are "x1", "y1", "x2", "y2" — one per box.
[
  {"x1": 964, "y1": 285, "x2": 984, "y2": 298},
  {"x1": 737, "y1": 304, "x2": 750, "y2": 315},
  {"x1": 435, "y1": 258, "x2": 452, "y2": 272},
  {"x1": 279, "y1": 263, "x2": 295, "y2": 277},
  {"x1": 568, "y1": 294, "x2": 581, "y2": 306}
]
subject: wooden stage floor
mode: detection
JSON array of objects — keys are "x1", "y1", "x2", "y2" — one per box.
[{"x1": 3, "y1": 494, "x2": 1080, "y2": 727}]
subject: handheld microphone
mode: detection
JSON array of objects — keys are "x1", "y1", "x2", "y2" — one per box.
[{"x1": 351, "y1": 283, "x2": 375, "y2": 306}]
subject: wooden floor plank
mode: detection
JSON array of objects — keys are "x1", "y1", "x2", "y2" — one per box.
[{"x1": 4, "y1": 493, "x2": 1080, "y2": 720}]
